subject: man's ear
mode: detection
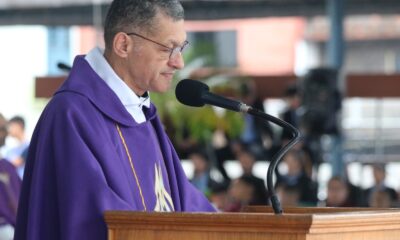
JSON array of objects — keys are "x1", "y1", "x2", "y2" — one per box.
[{"x1": 113, "y1": 32, "x2": 130, "y2": 58}]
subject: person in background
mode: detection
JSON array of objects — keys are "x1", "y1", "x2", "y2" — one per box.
[
  {"x1": 280, "y1": 84, "x2": 301, "y2": 144},
  {"x1": 278, "y1": 85, "x2": 318, "y2": 179},
  {"x1": 0, "y1": 113, "x2": 22, "y2": 240},
  {"x1": 15, "y1": 1, "x2": 215, "y2": 240},
  {"x1": 235, "y1": 80, "x2": 274, "y2": 160},
  {"x1": 324, "y1": 175, "x2": 364, "y2": 207},
  {"x1": 208, "y1": 181, "x2": 229, "y2": 211},
  {"x1": 369, "y1": 189, "x2": 395, "y2": 208},
  {"x1": 3, "y1": 116, "x2": 29, "y2": 178},
  {"x1": 0, "y1": 115, "x2": 7, "y2": 157},
  {"x1": 276, "y1": 150, "x2": 318, "y2": 206},
  {"x1": 188, "y1": 149, "x2": 216, "y2": 196},
  {"x1": 276, "y1": 183, "x2": 301, "y2": 207},
  {"x1": 236, "y1": 146, "x2": 268, "y2": 205},
  {"x1": 280, "y1": 84, "x2": 322, "y2": 178},
  {"x1": 324, "y1": 176, "x2": 353, "y2": 207},
  {"x1": 363, "y1": 163, "x2": 398, "y2": 207},
  {"x1": 224, "y1": 176, "x2": 257, "y2": 212}
]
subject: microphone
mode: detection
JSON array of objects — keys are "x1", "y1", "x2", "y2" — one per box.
[
  {"x1": 57, "y1": 62, "x2": 72, "y2": 72},
  {"x1": 175, "y1": 79, "x2": 251, "y2": 113},
  {"x1": 175, "y1": 79, "x2": 302, "y2": 214}
]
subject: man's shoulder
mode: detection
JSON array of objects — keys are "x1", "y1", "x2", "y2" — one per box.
[
  {"x1": 41, "y1": 91, "x2": 100, "y2": 124},
  {"x1": 34, "y1": 92, "x2": 110, "y2": 139},
  {"x1": 48, "y1": 91, "x2": 93, "y2": 112}
]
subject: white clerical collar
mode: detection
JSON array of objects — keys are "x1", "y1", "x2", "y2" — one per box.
[{"x1": 85, "y1": 47, "x2": 150, "y2": 123}]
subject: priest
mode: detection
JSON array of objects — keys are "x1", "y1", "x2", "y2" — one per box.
[{"x1": 15, "y1": 1, "x2": 215, "y2": 239}]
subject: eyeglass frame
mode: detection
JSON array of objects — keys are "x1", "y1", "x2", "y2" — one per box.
[{"x1": 125, "y1": 32, "x2": 189, "y2": 60}]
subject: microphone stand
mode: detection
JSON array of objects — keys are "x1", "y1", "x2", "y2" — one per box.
[
  {"x1": 246, "y1": 107, "x2": 302, "y2": 214},
  {"x1": 175, "y1": 79, "x2": 301, "y2": 214}
]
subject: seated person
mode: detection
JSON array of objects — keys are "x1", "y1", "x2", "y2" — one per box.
[
  {"x1": 276, "y1": 150, "x2": 318, "y2": 206},
  {"x1": 369, "y1": 189, "x2": 395, "y2": 208},
  {"x1": 188, "y1": 149, "x2": 216, "y2": 196},
  {"x1": 0, "y1": 113, "x2": 22, "y2": 239},
  {"x1": 236, "y1": 147, "x2": 268, "y2": 205},
  {"x1": 276, "y1": 183, "x2": 301, "y2": 207},
  {"x1": 363, "y1": 163, "x2": 398, "y2": 207},
  {"x1": 324, "y1": 176, "x2": 352, "y2": 207},
  {"x1": 225, "y1": 176, "x2": 261, "y2": 212}
]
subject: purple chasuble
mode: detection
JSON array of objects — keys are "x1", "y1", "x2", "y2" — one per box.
[
  {"x1": 0, "y1": 159, "x2": 21, "y2": 227},
  {"x1": 14, "y1": 56, "x2": 215, "y2": 240}
]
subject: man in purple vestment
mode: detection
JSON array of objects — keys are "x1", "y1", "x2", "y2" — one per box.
[
  {"x1": 15, "y1": 1, "x2": 215, "y2": 239},
  {"x1": 0, "y1": 113, "x2": 22, "y2": 240}
]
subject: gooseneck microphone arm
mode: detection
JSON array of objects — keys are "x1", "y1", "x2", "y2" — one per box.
[
  {"x1": 247, "y1": 107, "x2": 301, "y2": 214},
  {"x1": 175, "y1": 79, "x2": 302, "y2": 214}
]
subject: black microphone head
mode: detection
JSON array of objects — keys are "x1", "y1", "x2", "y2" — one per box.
[
  {"x1": 57, "y1": 62, "x2": 72, "y2": 72},
  {"x1": 175, "y1": 79, "x2": 209, "y2": 107}
]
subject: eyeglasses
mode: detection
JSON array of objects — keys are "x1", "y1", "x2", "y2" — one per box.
[{"x1": 126, "y1": 32, "x2": 189, "y2": 60}]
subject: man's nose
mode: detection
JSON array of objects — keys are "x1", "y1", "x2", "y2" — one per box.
[{"x1": 169, "y1": 52, "x2": 185, "y2": 69}]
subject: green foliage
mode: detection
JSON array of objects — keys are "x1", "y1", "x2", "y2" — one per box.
[
  {"x1": 151, "y1": 79, "x2": 244, "y2": 144},
  {"x1": 184, "y1": 41, "x2": 217, "y2": 67},
  {"x1": 151, "y1": 39, "x2": 244, "y2": 144}
]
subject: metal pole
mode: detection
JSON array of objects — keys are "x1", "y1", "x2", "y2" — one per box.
[
  {"x1": 326, "y1": 0, "x2": 344, "y2": 70},
  {"x1": 326, "y1": 0, "x2": 346, "y2": 178},
  {"x1": 92, "y1": 0, "x2": 103, "y2": 46}
]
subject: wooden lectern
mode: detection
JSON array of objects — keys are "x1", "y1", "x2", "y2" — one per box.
[{"x1": 105, "y1": 207, "x2": 400, "y2": 240}]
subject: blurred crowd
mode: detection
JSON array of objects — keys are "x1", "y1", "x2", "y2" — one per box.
[
  {"x1": 0, "y1": 114, "x2": 28, "y2": 238},
  {"x1": 187, "y1": 142, "x2": 400, "y2": 212},
  {"x1": 177, "y1": 80, "x2": 400, "y2": 212}
]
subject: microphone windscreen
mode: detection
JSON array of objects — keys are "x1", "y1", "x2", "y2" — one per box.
[{"x1": 175, "y1": 79, "x2": 209, "y2": 107}]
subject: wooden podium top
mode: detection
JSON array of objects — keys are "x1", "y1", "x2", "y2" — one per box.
[{"x1": 105, "y1": 207, "x2": 400, "y2": 240}]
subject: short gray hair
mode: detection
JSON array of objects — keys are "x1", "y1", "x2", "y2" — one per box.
[{"x1": 104, "y1": 0, "x2": 184, "y2": 50}]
